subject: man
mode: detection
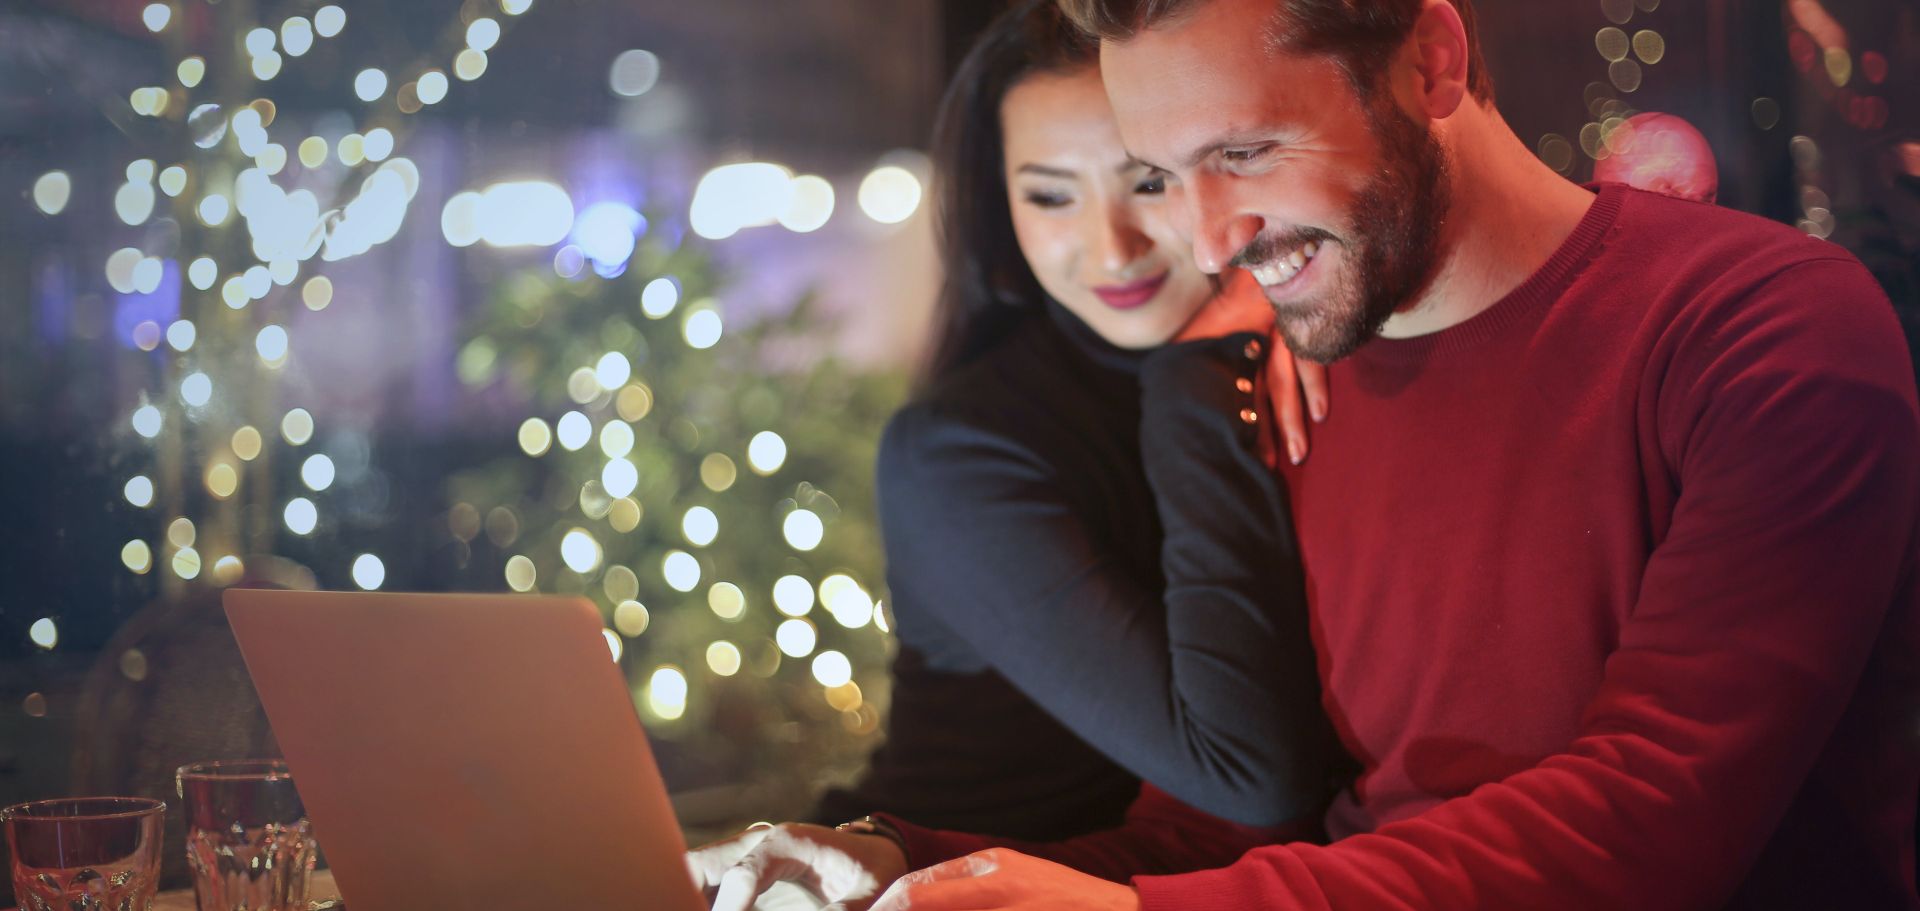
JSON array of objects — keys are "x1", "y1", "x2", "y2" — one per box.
[{"x1": 690, "y1": 0, "x2": 1920, "y2": 907}]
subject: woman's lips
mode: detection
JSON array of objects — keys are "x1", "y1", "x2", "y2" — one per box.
[{"x1": 1092, "y1": 271, "x2": 1170, "y2": 310}]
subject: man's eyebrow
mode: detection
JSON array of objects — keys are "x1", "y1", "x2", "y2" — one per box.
[{"x1": 1015, "y1": 163, "x2": 1076, "y2": 179}]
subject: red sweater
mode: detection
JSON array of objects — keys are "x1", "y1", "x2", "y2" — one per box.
[{"x1": 886, "y1": 185, "x2": 1920, "y2": 909}]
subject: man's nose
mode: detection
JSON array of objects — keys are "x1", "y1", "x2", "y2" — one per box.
[{"x1": 1185, "y1": 175, "x2": 1260, "y2": 274}]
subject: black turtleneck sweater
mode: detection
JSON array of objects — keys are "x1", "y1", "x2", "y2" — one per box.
[{"x1": 813, "y1": 301, "x2": 1344, "y2": 836}]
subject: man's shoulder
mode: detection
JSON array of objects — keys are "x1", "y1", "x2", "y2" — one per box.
[
  {"x1": 1609, "y1": 186, "x2": 1860, "y2": 284},
  {"x1": 1587, "y1": 187, "x2": 1889, "y2": 339}
]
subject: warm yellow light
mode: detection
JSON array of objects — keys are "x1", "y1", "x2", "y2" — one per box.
[
  {"x1": 505, "y1": 554, "x2": 537, "y2": 592},
  {"x1": 172, "y1": 546, "x2": 202, "y2": 580},
  {"x1": 121, "y1": 540, "x2": 153, "y2": 574},
  {"x1": 205, "y1": 461, "x2": 239, "y2": 499},
  {"x1": 707, "y1": 641, "x2": 742, "y2": 676},
  {"x1": 232, "y1": 425, "x2": 263, "y2": 461},
  {"x1": 178, "y1": 57, "x2": 205, "y2": 88},
  {"x1": 708, "y1": 582, "x2": 746, "y2": 620},
  {"x1": 609, "y1": 497, "x2": 642, "y2": 533},
  {"x1": 858, "y1": 164, "x2": 923, "y2": 225},
  {"x1": 454, "y1": 49, "x2": 489, "y2": 81},
  {"x1": 281, "y1": 408, "x2": 315, "y2": 445},
  {"x1": 700, "y1": 453, "x2": 737, "y2": 492},
  {"x1": 614, "y1": 600, "x2": 650, "y2": 636},
  {"x1": 518, "y1": 417, "x2": 552, "y2": 456}
]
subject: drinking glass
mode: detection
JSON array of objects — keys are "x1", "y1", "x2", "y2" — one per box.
[
  {"x1": 3, "y1": 796, "x2": 165, "y2": 911},
  {"x1": 176, "y1": 760, "x2": 317, "y2": 911}
]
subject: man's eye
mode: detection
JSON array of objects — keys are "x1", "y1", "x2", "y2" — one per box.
[
  {"x1": 1222, "y1": 146, "x2": 1270, "y2": 163},
  {"x1": 1133, "y1": 174, "x2": 1166, "y2": 195}
]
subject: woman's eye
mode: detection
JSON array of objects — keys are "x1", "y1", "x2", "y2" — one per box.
[
  {"x1": 1023, "y1": 192, "x2": 1071, "y2": 209},
  {"x1": 1133, "y1": 174, "x2": 1166, "y2": 195}
]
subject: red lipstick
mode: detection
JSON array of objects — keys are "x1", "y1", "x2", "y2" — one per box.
[{"x1": 1092, "y1": 271, "x2": 1169, "y2": 311}]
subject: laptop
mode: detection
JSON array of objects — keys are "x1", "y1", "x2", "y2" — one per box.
[{"x1": 224, "y1": 589, "x2": 705, "y2": 911}]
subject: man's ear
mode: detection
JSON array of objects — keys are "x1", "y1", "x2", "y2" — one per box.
[{"x1": 1407, "y1": 0, "x2": 1471, "y2": 120}]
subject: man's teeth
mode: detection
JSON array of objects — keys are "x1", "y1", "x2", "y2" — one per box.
[{"x1": 1251, "y1": 241, "x2": 1320, "y2": 288}]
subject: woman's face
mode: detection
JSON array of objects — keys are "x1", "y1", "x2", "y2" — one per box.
[{"x1": 1000, "y1": 66, "x2": 1212, "y2": 349}]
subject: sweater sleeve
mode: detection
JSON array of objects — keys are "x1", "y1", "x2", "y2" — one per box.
[
  {"x1": 876, "y1": 332, "x2": 1342, "y2": 827},
  {"x1": 875, "y1": 783, "x2": 1306, "y2": 882},
  {"x1": 1133, "y1": 257, "x2": 1920, "y2": 909}
]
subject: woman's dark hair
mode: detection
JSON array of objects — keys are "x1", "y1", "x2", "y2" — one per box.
[{"x1": 918, "y1": 0, "x2": 1099, "y2": 390}]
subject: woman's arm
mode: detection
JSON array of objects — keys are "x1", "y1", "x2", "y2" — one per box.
[{"x1": 879, "y1": 331, "x2": 1344, "y2": 827}]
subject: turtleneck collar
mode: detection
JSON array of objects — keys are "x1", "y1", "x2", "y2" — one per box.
[{"x1": 1043, "y1": 298, "x2": 1152, "y2": 376}]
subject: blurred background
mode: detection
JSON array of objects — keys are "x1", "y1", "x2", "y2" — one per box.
[{"x1": 0, "y1": 0, "x2": 1914, "y2": 900}]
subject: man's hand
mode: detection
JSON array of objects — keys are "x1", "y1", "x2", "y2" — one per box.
[
  {"x1": 1175, "y1": 271, "x2": 1329, "y2": 466},
  {"x1": 868, "y1": 849, "x2": 1141, "y2": 911},
  {"x1": 687, "y1": 822, "x2": 909, "y2": 911}
]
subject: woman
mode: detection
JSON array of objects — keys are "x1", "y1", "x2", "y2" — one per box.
[{"x1": 690, "y1": 2, "x2": 1343, "y2": 905}]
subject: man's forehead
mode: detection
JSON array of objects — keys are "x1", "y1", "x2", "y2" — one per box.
[{"x1": 1097, "y1": 12, "x2": 1282, "y2": 165}]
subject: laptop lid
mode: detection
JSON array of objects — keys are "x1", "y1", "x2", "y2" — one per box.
[{"x1": 224, "y1": 589, "x2": 702, "y2": 911}]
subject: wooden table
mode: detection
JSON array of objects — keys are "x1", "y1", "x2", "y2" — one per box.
[{"x1": 152, "y1": 869, "x2": 341, "y2": 910}]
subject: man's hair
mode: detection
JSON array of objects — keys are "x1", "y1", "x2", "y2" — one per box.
[{"x1": 1056, "y1": 0, "x2": 1495, "y2": 104}]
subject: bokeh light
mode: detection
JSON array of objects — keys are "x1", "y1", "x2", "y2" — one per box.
[
  {"x1": 773, "y1": 574, "x2": 814, "y2": 617},
  {"x1": 314, "y1": 5, "x2": 345, "y2": 37},
  {"x1": 505, "y1": 554, "x2": 537, "y2": 592},
  {"x1": 124, "y1": 476, "x2": 154, "y2": 507},
  {"x1": 282, "y1": 408, "x2": 315, "y2": 445},
  {"x1": 122, "y1": 540, "x2": 153, "y2": 574},
  {"x1": 29, "y1": 618, "x2": 58, "y2": 650},
  {"x1": 646, "y1": 666, "x2": 687, "y2": 720},
  {"x1": 601, "y1": 458, "x2": 639, "y2": 498},
  {"x1": 641, "y1": 277, "x2": 679, "y2": 318},
  {"x1": 301, "y1": 453, "x2": 336, "y2": 491},
  {"x1": 707, "y1": 641, "x2": 742, "y2": 676},
  {"x1": 776, "y1": 618, "x2": 817, "y2": 658},
  {"x1": 811, "y1": 650, "x2": 852, "y2": 687},
  {"x1": 783, "y1": 508, "x2": 824, "y2": 551},
  {"x1": 560, "y1": 528, "x2": 602, "y2": 573},
  {"x1": 518, "y1": 417, "x2": 553, "y2": 456},
  {"x1": 556, "y1": 411, "x2": 591, "y2": 450},
  {"x1": 599, "y1": 420, "x2": 634, "y2": 459},
  {"x1": 747, "y1": 431, "x2": 787, "y2": 475},
  {"x1": 662, "y1": 550, "x2": 701, "y2": 592},
  {"x1": 467, "y1": 18, "x2": 501, "y2": 52},
  {"x1": 32, "y1": 172, "x2": 70, "y2": 216},
  {"x1": 857, "y1": 164, "x2": 922, "y2": 224},
  {"x1": 609, "y1": 49, "x2": 661, "y2": 97},
  {"x1": 351, "y1": 554, "x2": 386, "y2": 590},
  {"x1": 682, "y1": 506, "x2": 718, "y2": 546},
  {"x1": 614, "y1": 600, "x2": 650, "y2": 636},
  {"x1": 708, "y1": 582, "x2": 746, "y2": 620},
  {"x1": 683, "y1": 308, "x2": 722, "y2": 349}
]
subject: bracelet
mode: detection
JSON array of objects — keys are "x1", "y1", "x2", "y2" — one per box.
[{"x1": 836, "y1": 814, "x2": 910, "y2": 864}]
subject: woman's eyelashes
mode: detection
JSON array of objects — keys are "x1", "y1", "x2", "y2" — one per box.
[{"x1": 1022, "y1": 188, "x2": 1074, "y2": 209}]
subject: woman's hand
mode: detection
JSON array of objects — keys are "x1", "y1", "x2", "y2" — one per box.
[
  {"x1": 687, "y1": 822, "x2": 908, "y2": 911},
  {"x1": 870, "y1": 848, "x2": 1139, "y2": 911},
  {"x1": 1175, "y1": 271, "x2": 1329, "y2": 466}
]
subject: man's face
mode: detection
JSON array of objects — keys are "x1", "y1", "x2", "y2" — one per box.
[{"x1": 1101, "y1": 0, "x2": 1451, "y2": 363}]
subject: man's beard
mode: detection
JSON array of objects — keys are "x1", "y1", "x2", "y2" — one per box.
[{"x1": 1253, "y1": 97, "x2": 1452, "y2": 364}]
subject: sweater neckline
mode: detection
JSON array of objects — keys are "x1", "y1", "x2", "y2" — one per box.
[
  {"x1": 1044, "y1": 298, "x2": 1150, "y2": 376},
  {"x1": 1350, "y1": 182, "x2": 1625, "y2": 367}
]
